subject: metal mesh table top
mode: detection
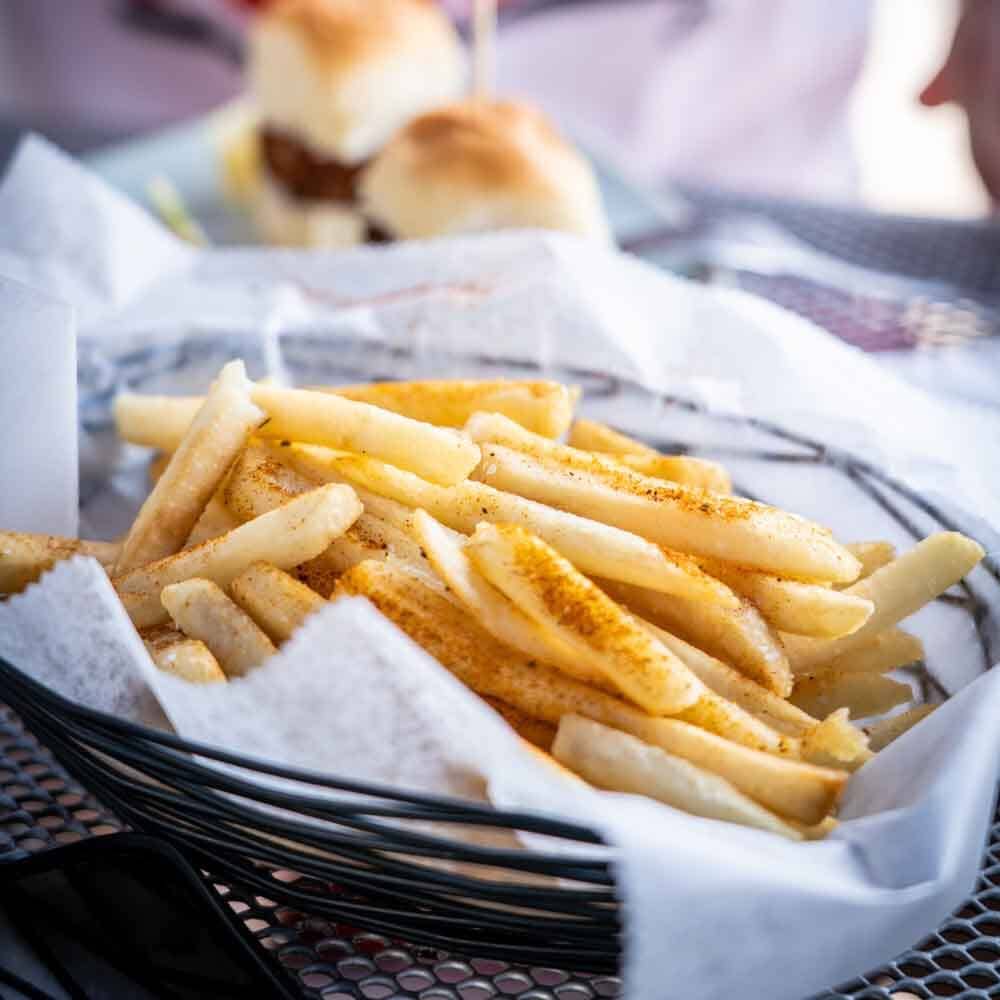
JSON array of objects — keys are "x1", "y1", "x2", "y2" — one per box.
[{"x1": 3, "y1": 701, "x2": 1000, "y2": 1000}]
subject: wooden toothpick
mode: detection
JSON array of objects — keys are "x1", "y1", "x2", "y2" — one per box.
[{"x1": 472, "y1": 0, "x2": 498, "y2": 100}]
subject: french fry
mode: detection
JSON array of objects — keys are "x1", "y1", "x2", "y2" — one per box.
[
  {"x1": 482, "y1": 697, "x2": 557, "y2": 750},
  {"x1": 783, "y1": 533, "x2": 985, "y2": 673},
  {"x1": 217, "y1": 442, "x2": 425, "y2": 589},
  {"x1": 600, "y1": 576, "x2": 792, "y2": 697},
  {"x1": 251, "y1": 384, "x2": 480, "y2": 487},
  {"x1": 0, "y1": 532, "x2": 119, "y2": 594},
  {"x1": 279, "y1": 441, "x2": 447, "y2": 536},
  {"x1": 698, "y1": 560, "x2": 874, "y2": 638},
  {"x1": 672, "y1": 689, "x2": 790, "y2": 755},
  {"x1": 799, "y1": 709, "x2": 873, "y2": 771},
  {"x1": 115, "y1": 362, "x2": 265, "y2": 574},
  {"x1": 140, "y1": 625, "x2": 226, "y2": 684},
  {"x1": 793, "y1": 816, "x2": 840, "y2": 840},
  {"x1": 790, "y1": 672, "x2": 912, "y2": 720},
  {"x1": 552, "y1": 715, "x2": 802, "y2": 839},
  {"x1": 409, "y1": 509, "x2": 605, "y2": 685},
  {"x1": 471, "y1": 411, "x2": 731, "y2": 492},
  {"x1": 621, "y1": 714, "x2": 846, "y2": 824},
  {"x1": 476, "y1": 443, "x2": 861, "y2": 583},
  {"x1": 640, "y1": 619, "x2": 816, "y2": 739},
  {"x1": 414, "y1": 517, "x2": 787, "y2": 753},
  {"x1": 115, "y1": 484, "x2": 362, "y2": 627},
  {"x1": 811, "y1": 628, "x2": 924, "y2": 676},
  {"x1": 148, "y1": 452, "x2": 171, "y2": 486},
  {"x1": 618, "y1": 453, "x2": 732, "y2": 494},
  {"x1": 297, "y1": 513, "x2": 432, "y2": 596},
  {"x1": 299, "y1": 448, "x2": 741, "y2": 606},
  {"x1": 186, "y1": 495, "x2": 241, "y2": 548},
  {"x1": 567, "y1": 418, "x2": 657, "y2": 456},
  {"x1": 222, "y1": 441, "x2": 314, "y2": 521},
  {"x1": 320, "y1": 379, "x2": 578, "y2": 438},
  {"x1": 230, "y1": 562, "x2": 326, "y2": 643},
  {"x1": 161, "y1": 578, "x2": 275, "y2": 677},
  {"x1": 465, "y1": 523, "x2": 705, "y2": 715},
  {"x1": 842, "y1": 541, "x2": 896, "y2": 583},
  {"x1": 114, "y1": 393, "x2": 201, "y2": 451},
  {"x1": 335, "y1": 558, "x2": 638, "y2": 725},
  {"x1": 337, "y1": 559, "x2": 845, "y2": 824},
  {"x1": 865, "y1": 704, "x2": 937, "y2": 752},
  {"x1": 117, "y1": 380, "x2": 579, "y2": 450}
]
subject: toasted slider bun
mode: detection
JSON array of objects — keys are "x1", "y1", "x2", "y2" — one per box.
[
  {"x1": 249, "y1": 0, "x2": 466, "y2": 166},
  {"x1": 359, "y1": 100, "x2": 612, "y2": 242}
]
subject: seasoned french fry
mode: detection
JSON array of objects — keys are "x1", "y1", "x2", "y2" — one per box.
[
  {"x1": 618, "y1": 453, "x2": 732, "y2": 494},
  {"x1": 140, "y1": 625, "x2": 226, "y2": 684},
  {"x1": 220, "y1": 442, "x2": 428, "y2": 590},
  {"x1": 161, "y1": 578, "x2": 275, "y2": 677},
  {"x1": 251, "y1": 385, "x2": 480, "y2": 487},
  {"x1": 790, "y1": 672, "x2": 912, "y2": 720},
  {"x1": 482, "y1": 697, "x2": 557, "y2": 750},
  {"x1": 699, "y1": 560, "x2": 874, "y2": 638},
  {"x1": 783, "y1": 533, "x2": 985, "y2": 673},
  {"x1": 293, "y1": 514, "x2": 416, "y2": 594},
  {"x1": 117, "y1": 381, "x2": 578, "y2": 450},
  {"x1": 470, "y1": 411, "x2": 732, "y2": 492},
  {"x1": 567, "y1": 418, "x2": 657, "y2": 456},
  {"x1": 335, "y1": 558, "x2": 634, "y2": 723},
  {"x1": 230, "y1": 562, "x2": 326, "y2": 643},
  {"x1": 476, "y1": 443, "x2": 861, "y2": 583},
  {"x1": 600, "y1": 576, "x2": 792, "y2": 697},
  {"x1": 811, "y1": 628, "x2": 924, "y2": 676},
  {"x1": 799, "y1": 709, "x2": 873, "y2": 771},
  {"x1": 115, "y1": 484, "x2": 362, "y2": 627},
  {"x1": 842, "y1": 541, "x2": 896, "y2": 583},
  {"x1": 865, "y1": 704, "x2": 937, "y2": 752},
  {"x1": 337, "y1": 559, "x2": 845, "y2": 824},
  {"x1": 115, "y1": 362, "x2": 265, "y2": 574},
  {"x1": 185, "y1": 494, "x2": 241, "y2": 548},
  {"x1": 319, "y1": 379, "x2": 578, "y2": 438},
  {"x1": 222, "y1": 441, "x2": 314, "y2": 521},
  {"x1": 299, "y1": 448, "x2": 740, "y2": 605},
  {"x1": 552, "y1": 715, "x2": 802, "y2": 839},
  {"x1": 465, "y1": 523, "x2": 705, "y2": 715},
  {"x1": 148, "y1": 452, "x2": 171, "y2": 486},
  {"x1": 640, "y1": 619, "x2": 817, "y2": 739},
  {"x1": 114, "y1": 393, "x2": 201, "y2": 451},
  {"x1": 0, "y1": 532, "x2": 119, "y2": 595},
  {"x1": 410, "y1": 510, "x2": 603, "y2": 683},
  {"x1": 672, "y1": 689, "x2": 790, "y2": 755}
]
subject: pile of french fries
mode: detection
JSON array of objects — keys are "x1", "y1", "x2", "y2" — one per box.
[{"x1": 0, "y1": 362, "x2": 985, "y2": 840}]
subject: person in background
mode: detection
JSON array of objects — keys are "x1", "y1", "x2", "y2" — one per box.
[{"x1": 0, "y1": 0, "x2": 997, "y2": 206}]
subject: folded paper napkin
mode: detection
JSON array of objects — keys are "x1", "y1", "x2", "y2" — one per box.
[{"x1": 2, "y1": 136, "x2": 1000, "y2": 1000}]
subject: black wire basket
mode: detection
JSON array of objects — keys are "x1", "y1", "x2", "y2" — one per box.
[
  {"x1": 0, "y1": 656, "x2": 621, "y2": 972},
  {"x1": 5, "y1": 331, "x2": 1000, "y2": 992}
]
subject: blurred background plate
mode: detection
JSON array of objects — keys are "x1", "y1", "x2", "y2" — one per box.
[{"x1": 84, "y1": 106, "x2": 686, "y2": 249}]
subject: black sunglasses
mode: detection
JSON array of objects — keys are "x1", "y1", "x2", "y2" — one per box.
[{"x1": 0, "y1": 833, "x2": 299, "y2": 1000}]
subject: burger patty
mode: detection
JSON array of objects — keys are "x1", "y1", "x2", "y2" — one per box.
[{"x1": 260, "y1": 128, "x2": 367, "y2": 203}]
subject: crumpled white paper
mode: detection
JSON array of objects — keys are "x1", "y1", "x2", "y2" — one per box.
[
  {"x1": 2, "y1": 134, "x2": 1000, "y2": 1000},
  {"x1": 0, "y1": 275, "x2": 78, "y2": 536}
]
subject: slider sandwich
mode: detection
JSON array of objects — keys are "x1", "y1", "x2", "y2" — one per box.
[{"x1": 248, "y1": 0, "x2": 466, "y2": 247}]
